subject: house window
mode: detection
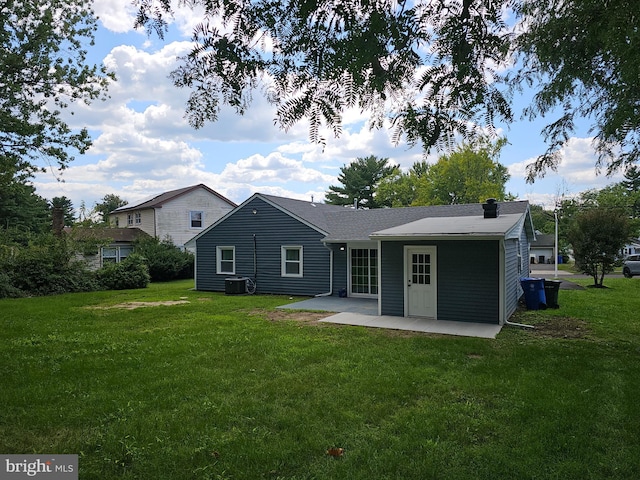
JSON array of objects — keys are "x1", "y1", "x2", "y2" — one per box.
[
  {"x1": 101, "y1": 245, "x2": 134, "y2": 265},
  {"x1": 127, "y1": 214, "x2": 133, "y2": 226},
  {"x1": 282, "y1": 246, "x2": 303, "y2": 277},
  {"x1": 190, "y1": 211, "x2": 203, "y2": 228},
  {"x1": 216, "y1": 246, "x2": 235, "y2": 274},
  {"x1": 134, "y1": 212, "x2": 141, "y2": 225},
  {"x1": 351, "y1": 248, "x2": 378, "y2": 295}
]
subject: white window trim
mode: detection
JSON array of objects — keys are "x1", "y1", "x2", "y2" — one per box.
[
  {"x1": 190, "y1": 210, "x2": 204, "y2": 229},
  {"x1": 216, "y1": 246, "x2": 236, "y2": 275},
  {"x1": 134, "y1": 212, "x2": 142, "y2": 225},
  {"x1": 281, "y1": 245, "x2": 303, "y2": 277}
]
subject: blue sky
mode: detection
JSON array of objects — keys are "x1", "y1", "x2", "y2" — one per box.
[{"x1": 33, "y1": 1, "x2": 623, "y2": 213}]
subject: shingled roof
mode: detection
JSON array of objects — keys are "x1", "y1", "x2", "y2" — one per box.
[
  {"x1": 261, "y1": 194, "x2": 531, "y2": 242},
  {"x1": 112, "y1": 184, "x2": 236, "y2": 213}
]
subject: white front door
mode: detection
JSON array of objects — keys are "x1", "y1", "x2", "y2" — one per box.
[{"x1": 406, "y1": 246, "x2": 437, "y2": 318}]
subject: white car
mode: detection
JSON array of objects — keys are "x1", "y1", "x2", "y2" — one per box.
[{"x1": 623, "y1": 254, "x2": 640, "y2": 278}]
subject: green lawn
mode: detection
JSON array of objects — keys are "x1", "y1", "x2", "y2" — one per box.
[{"x1": 1, "y1": 279, "x2": 639, "y2": 479}]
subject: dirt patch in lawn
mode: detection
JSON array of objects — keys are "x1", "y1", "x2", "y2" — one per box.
[
  {"x1": 251, "y1": 308, "x2": 329, "y2": 326},
  {"x1": 532, "y1": 316, "x2": 589, "y2": 338},
  {"x1": 88, "y1": 300, "x2": 191, "y2": 310}
]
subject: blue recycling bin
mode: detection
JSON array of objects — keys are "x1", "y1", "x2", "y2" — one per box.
[{"x1": 520, "y1": 277, "x2": 547, "y2": 310}]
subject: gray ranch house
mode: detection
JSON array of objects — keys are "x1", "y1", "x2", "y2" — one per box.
[{"x1": 186, "y1": 194, "x2": 535, "y2": 325}]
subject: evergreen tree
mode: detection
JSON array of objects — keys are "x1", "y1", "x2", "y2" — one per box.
[{"x1": 325, "y1": 156, "x2": 399, "y2": 209}]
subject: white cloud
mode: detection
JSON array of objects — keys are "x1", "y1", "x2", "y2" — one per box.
[
  {"x1": 508, "y1": 137, "x2": 624, "y2": 198},
  {"x1": 219, "y1": 153, "x2": 335, "y2": 184},
  {"x1": 93, "y1": 0, "x2": 138, "y2": 33}
]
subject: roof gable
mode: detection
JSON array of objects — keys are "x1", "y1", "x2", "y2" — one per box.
[{"x1": 112, "y1": 184, "x2": 236, "y2": 213}]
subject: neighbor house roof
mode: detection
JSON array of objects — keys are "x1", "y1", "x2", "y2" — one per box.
[
  {"x1": 64, "y1": 227, "x2": 149, "y2": 243},
  {"x1": 530, "y1": 233, "x2": 555, "y2": 248},
  {"x1": 111, "y1": 184, "x2": 236, "y2": 213}
]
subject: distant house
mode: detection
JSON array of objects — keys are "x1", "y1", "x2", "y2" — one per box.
[
  {"x1": 530, "y1": 233, "x2": 555, "y2": 264},
  {"x1": 109, "y1": 184, "x2": 236, "y2": 250},
  {"x1": 65, "y1": 226, "x2": 150, "y2": 270},
  {"x1": 186, "y1": 194, "x2": 535, "y2": 325},
  {"x1": 623, "y1": 238, "x2": 640, "y2": 257}
]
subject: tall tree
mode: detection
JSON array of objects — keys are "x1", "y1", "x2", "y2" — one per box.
[
  {"x1": 94, "y1": 194, "x2": 128, "y2": 224},
  {"x1": 413, "y1": 137, "x2": 511, "y2": 205},
  {"x1": 375, "y1": 161, "x2": 430, "y2": 208},
  {"x1": 1, "y1": 0, "x2": 113, "y2": 178},
  {"x1": 567, "y1": 208, "x2": 632, "y2": 287},
  {"x1": 325, "y1": 156, "x2": 399, "y2": 208}
]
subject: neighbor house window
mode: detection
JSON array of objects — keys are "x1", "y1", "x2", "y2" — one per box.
[
  {"x1": 134, "y1": 212, "x2": 141, "y2": 225},
  {"x1": 190, "y1": 211, "x2": 203, "y2": 228},
  {"x1": 216, "y1": 246, "x2": 235, "y2": 274},
  {"x1": 127, "y1": 214, "x2": 133, "y2": 226},
  {"x1": 101, "y1": 245, "x2": 134, "y2": 265},
  {"x1": 281, "y1": 246, "x2": 303, "y2": 277}
]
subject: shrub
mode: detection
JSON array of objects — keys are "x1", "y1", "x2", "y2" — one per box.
[
  {"x1": 96, "y1": 253, "x2": 150, "y2": 290},
  {"x1": 0, "y1": 233, "x2": 99, "y2": 298},
  {"x1": 133, "y1": 237, "x2": 194, "y2": 282}
]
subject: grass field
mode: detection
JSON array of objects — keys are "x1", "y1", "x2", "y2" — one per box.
[{"x1": 1, "y1": 279, "x2": 639, "y2": 479}]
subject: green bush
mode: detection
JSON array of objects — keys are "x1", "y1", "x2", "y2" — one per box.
[
  {"x1": 0, "y1": 233, "x2": 99, "y2": 298},
  {"x1": 96, "y1": 253, "x2": 150, "y2": 290},
  {"x1": 133, "y1": 237, "x2": 194, "y2": 282}
]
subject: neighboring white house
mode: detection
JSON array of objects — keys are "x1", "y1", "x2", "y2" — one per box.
[
  {"x1": 623, "y1": 238, "x2": 640, "y2": 256},
  {"x1": 530, "y1": 233, "x2": 555, "y2": 264},
  {"x1": 110, "y1": 184, "x2": 237, "y2": 250}
]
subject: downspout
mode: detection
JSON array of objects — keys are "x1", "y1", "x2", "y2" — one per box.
[
  {"x1": 505, "y1": 319, "x2": 535, "y2": 329},
  {"x1": 153, "y1": 208, "x2": 158, "y2": 238},
  {"x1": 246, "y1": 233, "x2": 257, "y2": 294},
  {"x1": 315, "y1": 244, "x2": 334, "y2": 297}
]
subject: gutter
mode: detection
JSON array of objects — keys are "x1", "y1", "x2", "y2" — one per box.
[{"x1": 315, "y1": 245, "x2": 334, "y2": 297}]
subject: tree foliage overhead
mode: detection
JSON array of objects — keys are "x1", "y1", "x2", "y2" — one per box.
[
  {"x1": 135, "y1": 0, "x2": 640, "y2": 178},
  {"x1": 514, "y1": 0, "x2": 640, "y2": 180},
  {"x1": 325, "y1": 156, "x2": 399, "y2": 208},
  {"x1": 0, "y1": 0, "x2": 112, "y2": 177},
  {"x1": 135, "y1": 0, "x2": 513, "y2": 149}
]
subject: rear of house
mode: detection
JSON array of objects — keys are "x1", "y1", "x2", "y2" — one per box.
[{"x1": 189, "y1": 194, "x2": 534, "y2": 325}]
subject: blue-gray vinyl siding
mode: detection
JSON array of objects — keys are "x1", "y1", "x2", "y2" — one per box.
[
  {"x1": 505, "y1": 228, "x2": 531, "y2": 319},
  {"x1": 194, "y1": 197, "x2": 331, "y2": 295},
  {"x1": 380, "y1": 240, "x2": 501, "y2": 324}
]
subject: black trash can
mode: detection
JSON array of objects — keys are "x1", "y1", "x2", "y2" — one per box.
[
  {"x1": 544, "y1": 280, "x2": 561, "y2": 308},
  {"x1": 520, "y1": 278, "x2": 546, "y2": 310}
]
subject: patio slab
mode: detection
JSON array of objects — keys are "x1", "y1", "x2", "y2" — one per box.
[
  {"x1": 320, "y1": 312, "x2": 502, "y2": 338},
  {"x1": 277, "y1": 297, "x2": 502, "y2": 338}
]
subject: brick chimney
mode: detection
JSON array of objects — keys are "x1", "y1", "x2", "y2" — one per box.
[
  {"x1": 482, "y1": 198, "x2": 500, "y2": 219},
  {"x1": 52, "y1": 207, "x2": 64, "y2": 236}
]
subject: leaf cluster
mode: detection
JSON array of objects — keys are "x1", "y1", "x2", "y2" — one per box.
[
  {"x1": 567, "y1": 208, "x2": 632, "y2": 286},
  {"x1": 1, "y1": 0, "x2": 113, "y2": 176},
  {"x1": 136, "y1": 0, "x2": 513, "y2": 150},
  {"x1": 514, "y1": 0, "x2": 640, "y2": 180},
  {"x1": 325, "y1": 155, "x2": 399, "y2": 208}
]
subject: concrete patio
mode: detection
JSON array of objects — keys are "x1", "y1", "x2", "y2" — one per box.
[{"x1": 277, "y1": 296, "x2": 503, "y2": 339}]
